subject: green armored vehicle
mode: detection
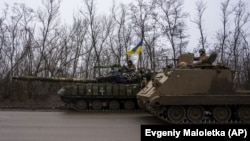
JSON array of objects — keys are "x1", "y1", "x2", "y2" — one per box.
[
  {"x1": 137, "y1": 53, "x2": 250, "y2": 124},
  {"x1": 57, "y1": 65, "x2": 151, "y2": 111},
  {"x1": 57, "y1": 82, "x2": 141, "y2": 111},
  {"x1": 13, "y1": 64, "x2": 152, "y2": 111}
]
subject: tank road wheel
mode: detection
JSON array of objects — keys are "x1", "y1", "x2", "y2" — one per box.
[
  {"x1": 76, "y1": 101, "x2": 88, "y2": 110},
  {"x1": 167, "y1": 106, "x2": 185, "y2": 124},
  {"x1": 92, "y1": 100, "x2": 102, "y2": 110},
  {"x1": 213, "y1": 106, "x2": 231, "y2": 122},
  {"x1": 238, "y1": 106, "x2": 250, "y2": 123},
  {"x1": 124, "y1": 100, "x2": 135, "y2": 110},
  {"x1": 187, "y1": 106, "x2": 204, "y2": 123},
  {"x1": 109, "y1": 100, "x2": 120, "y2": 110}
]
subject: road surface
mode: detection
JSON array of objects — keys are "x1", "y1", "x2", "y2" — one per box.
[{"x1": 0, "y1": 111, "x2": 164, "y2": 141}]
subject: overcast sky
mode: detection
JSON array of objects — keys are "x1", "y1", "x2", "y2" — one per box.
[{"x1": 0, "y1": 0, "x2": 249, "y2": 52}]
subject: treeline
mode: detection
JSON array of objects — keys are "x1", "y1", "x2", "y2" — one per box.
[{"x1": 0, "y1": 0, "x2": 250, "y2": 100}]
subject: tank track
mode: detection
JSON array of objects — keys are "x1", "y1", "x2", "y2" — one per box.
[{"x1": 144, "y1": 104, "x2": 250, "y2": 124}]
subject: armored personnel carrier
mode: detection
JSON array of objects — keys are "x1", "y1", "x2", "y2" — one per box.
[
  {"x1": 13, "y1": 64, "x2": 152, "y2": 111},
  {"x1": 137, "y1": 53, "x2": 250, "y2": 124}
]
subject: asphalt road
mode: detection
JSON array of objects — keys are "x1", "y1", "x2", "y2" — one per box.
[{"x1": 0, "y1": 111, "x2": 163, "y2": 141}]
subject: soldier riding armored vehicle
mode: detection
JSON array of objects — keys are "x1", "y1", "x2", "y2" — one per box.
[{"x1": 137, "y1": 51, "x2": 250, "y2": 124}]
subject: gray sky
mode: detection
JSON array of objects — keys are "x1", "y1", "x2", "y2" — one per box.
[{"x1": 0, "y1": 0, "x2": 249, "y2": 52}]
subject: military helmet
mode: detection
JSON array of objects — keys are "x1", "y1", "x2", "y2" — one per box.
[
  {"x1": 199, "y1": 48, "x2": 205, "y2": 53},
  {"x1": 128, "y1": 60, "x2": 132, "y2": 64}
]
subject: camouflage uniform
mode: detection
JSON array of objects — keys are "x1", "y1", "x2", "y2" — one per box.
[
  {"x1": 127, "y1": 60, "x2": 136, "y2": 72},
  {"x1": 194, "y1": 49, "x2": 209, "y2": 65}
]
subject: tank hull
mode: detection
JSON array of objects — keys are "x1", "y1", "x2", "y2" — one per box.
[
  {"x1": 137, "y1": 67, "x2": 250, "y2": 124},
  {"x1": 58, "y1": 83, "x2": 141, "y2": 111}
]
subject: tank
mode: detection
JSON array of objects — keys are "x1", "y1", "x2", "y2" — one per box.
[
  {"x1": 137, "y1": 53, "x2": 250, "y2": 124},
  {"x1": 13, "y1": 64, "x2": 152, "y2": 111}
]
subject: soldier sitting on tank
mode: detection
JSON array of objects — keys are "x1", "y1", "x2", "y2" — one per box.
[
  {"x1": 126, "y1": 60, "x2": 136, "y2": 72},
  {"x1": 114, "y1": 60, "x2": 139, "y2": 83},
  {"x1": 138, "y1": 68, "x2": 153, "y2": 87},
  {"x1": 109, "y1": 60, "x2": 136, "y2": 83},
  {"x1": 194, "y1": 48, "x2": 209, "y2": 65}
]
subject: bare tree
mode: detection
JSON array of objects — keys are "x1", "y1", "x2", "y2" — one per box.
[
  {"x1": 230, "y1": 0, "x2": 250, "y2": 85},
  {"x1": 0, "y1": 4, "x2": 9, "y2": 78},
  {"x1": 192, "y1": 0, "x2": 208, "y2": 50},
  {"x1": 215, "y1": 0, "x2": 233, "y2": 64},
  {"x1": 177, "y1": 25, "x2": 189, "y2": 55},
  {"x1": 34, "y1": 0, "x2": 61, "y2": 76},
  {"x1": 65, "y1": 17, "x2": 89, "y2": 77},
  {"x1": 80, "y1": 0, "x2": 102, "y2": 78},
  {"x1": 0, "y1": 4, "x2": 35, "y2": 78},
  {"x1": 129, "y1": 0, "x2": 155, "y2": 68},
  {"x1": 155, "y1": 0, "x2": 188, "y2": 66},
  {"x1": 111, "y1": 3, "x2": 132, "y2": 64},
  {"x1": 143, "y1": 12, "x2": 162, "y2": 70},
  {"x1": 0, "y1": 3, "x2": 37, "y2": 99}
]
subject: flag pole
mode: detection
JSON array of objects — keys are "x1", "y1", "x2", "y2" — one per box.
[{"x1": 139, "y1": 38, "x2": 143, "y2": 69}]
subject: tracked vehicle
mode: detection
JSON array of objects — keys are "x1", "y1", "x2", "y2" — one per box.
[
  {"x1": 137, "y1": 53, "x2": 250, "y2": 124},
  {"x1": 13, "y1": 65, "x2": 151, "y2": 111}
]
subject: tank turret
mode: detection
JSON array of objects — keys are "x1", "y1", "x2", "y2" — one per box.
[
  {"x1": 137, "y1": 53, "x2": 250, "y2": 124},
  {"x1": 94, "y1": 64, "x2": 148, "y2": 84}
]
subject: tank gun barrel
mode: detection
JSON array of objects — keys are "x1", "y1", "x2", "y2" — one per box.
[
  {"x1": 94, "y1": 64, "x2": 121, "y2": 69},
  {"x1": 12, "y1": 76, "x2": 97, "y2": 83}
]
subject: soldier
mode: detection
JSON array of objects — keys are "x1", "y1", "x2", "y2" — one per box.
[
  {"x1": 127, "y1": 60, "x2": 136, "y2": 72},
  {"x1": 194, "y1": 48, "x2": 209, "y2": 65}
]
